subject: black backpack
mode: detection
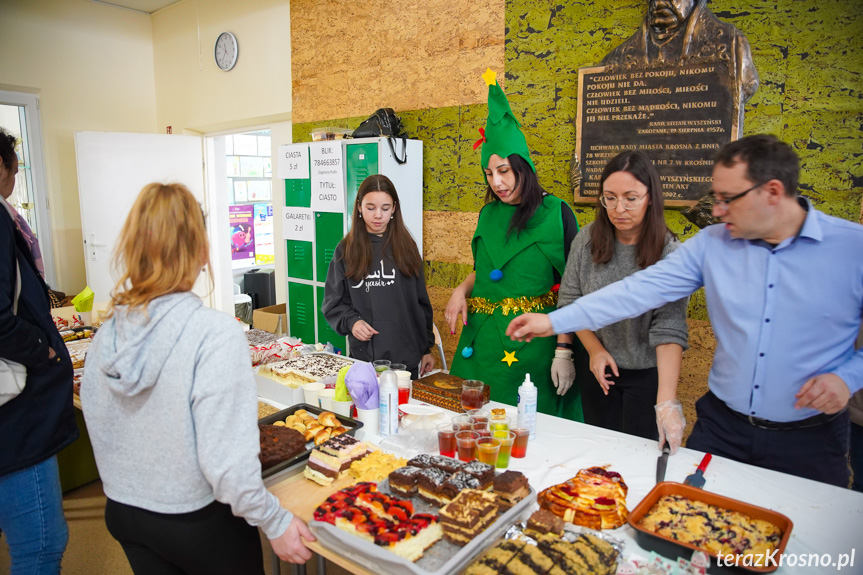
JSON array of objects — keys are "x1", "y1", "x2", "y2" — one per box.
[{"x1": 352, "y1": 108, "x2": 409, "y2": 164}]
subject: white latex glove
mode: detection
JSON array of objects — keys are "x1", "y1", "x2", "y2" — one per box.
[
  {"x1": 655, "y1": 399, "x2": 685, "y2": 454},
  {"x1": 550, "y1": 348, "x2": 575, "y2": 396}
]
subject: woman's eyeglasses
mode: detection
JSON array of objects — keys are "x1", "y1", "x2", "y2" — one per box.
[{"x1": 599, "y1": 193, "x2": 647, "y2": 211}]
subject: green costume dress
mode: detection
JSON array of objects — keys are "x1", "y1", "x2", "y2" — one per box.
[{"x1": 450, "y1": 195, "x2": 584, "y2": 420}]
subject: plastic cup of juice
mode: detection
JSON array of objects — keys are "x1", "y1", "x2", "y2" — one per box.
[
  {"x1": 476, "y1": 437, "x2": 501, "y2": 466},
  {"x1": 494, "y1": 430, "x2": 515, "y2": 469},
  {"x1": 452, "y1": 415, "x2": 472, "y2": 431},
  {"x1": 373, "y1": 360, "x2": 391, "y2": 373},
  {"x1": 437, "y1": 423, "x2": 457, "y2": 458},
  {"x1": 489, "y1": 415, "x2": 510, "y2": 434},
  {"x1": 455, "y1": 430, "x2": 480, "y2": 462},
  {"x1": 510, "y1": 427, "x2": 530, "y2": 458}
]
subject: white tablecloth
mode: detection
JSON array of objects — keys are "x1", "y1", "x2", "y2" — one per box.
[{"x1": 375, "y1": 400, "x2": 863, "y2": 573}]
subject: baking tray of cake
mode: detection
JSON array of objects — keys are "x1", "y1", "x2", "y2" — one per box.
[
  {"x1": 309, "y1": 478, "x2": 536, "y2": 575},
  {"x1": 259, "y1": 403, "x2": 363, "y2": 479},
  {"x1": 628, "y1": 482, "x2": 793, "y2": 573}
]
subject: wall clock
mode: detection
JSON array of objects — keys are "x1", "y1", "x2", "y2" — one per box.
[{"x1": 214, "y1": 32, "x2": 238, "y2": 71}]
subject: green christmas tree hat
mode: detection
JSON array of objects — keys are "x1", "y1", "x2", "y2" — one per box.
[{"x1": 476, "y1": 68, "x2": 535, "y2": 173}]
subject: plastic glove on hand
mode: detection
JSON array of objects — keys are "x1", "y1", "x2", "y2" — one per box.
[
  {"x1": 550, "y1": 349, "x2": 575, "y2": 396},
  {"x1": 655, "y1": 399, "x2": 685, "y2": 454}
]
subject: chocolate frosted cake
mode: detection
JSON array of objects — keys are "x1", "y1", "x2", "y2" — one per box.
[
  {"x1": 526, "y1": 509, "x2": 564, "y2": 537},
  {"x1": 417, "y1": 467, "x2": 450, "y2": 506},
  {"x1": 465, "y1": 532, "x2": 618, "y2": 575},
  {"x1": 493, "y1": 470, "x2": 530, "y2": 511},
  {"x1": 442, "y1": 470, "x2": 482, "y2": 501},
  {"x1": 461, "y1": 461, "x2": 495, "y2": 489},
  {"x1": 388, "y1": 465, "x2": 424, "y2": 498},
  {"x1": 259, "y1": 425, "x2": 306, "y2": 470}
]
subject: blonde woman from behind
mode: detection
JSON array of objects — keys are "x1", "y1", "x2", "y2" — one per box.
[{"x1": 81, "y1": 183, "x2": 314, "y2": 574}]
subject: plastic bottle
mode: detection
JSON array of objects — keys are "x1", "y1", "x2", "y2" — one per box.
[
  {"x1": 517, "y1": 373, "x2": 537, "y2": 440},
  {"x1": 378, "y1": 370, "x2": 399, "y2": 437}
]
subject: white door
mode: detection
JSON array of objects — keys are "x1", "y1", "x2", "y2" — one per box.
[{"x1": 74, "y1": 132, "x2": 208, "y2": 305}]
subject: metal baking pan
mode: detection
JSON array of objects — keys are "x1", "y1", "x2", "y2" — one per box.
[
  {"x1": 258, "y1": 403, "x2": 363, "y2": 479},
  {"x1": 310, "y1": 477, "x2": 536, "y2": 575},
  {"x1": 628, "y1": 482, "x2": 793, "y2": 573}
]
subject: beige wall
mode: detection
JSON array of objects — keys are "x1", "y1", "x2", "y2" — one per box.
[
  {"x1": 151, "y1": 0, "x2": 292, "y2": 133},
  {"x1": 0, "y1": 0, "x2": 157, "y2": 293}
]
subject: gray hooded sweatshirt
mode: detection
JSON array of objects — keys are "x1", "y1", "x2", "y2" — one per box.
[{"x1": 81, "y1": 292, "x2": 291, "y2": 539}]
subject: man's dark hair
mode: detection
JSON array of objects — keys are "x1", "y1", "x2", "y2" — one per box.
[
  {"x1": 0, "y1": 128, "x2": 17, "y2": 171},
  {"x1": 714, "y1": 134, "x2": 799, "y2": 197}
]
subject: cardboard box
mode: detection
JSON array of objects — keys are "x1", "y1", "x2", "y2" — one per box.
[
  {"x1": 253, "y1": 303, "x2": 287, "y2": 334},
  {"x1": 255, "y1": 372, "x2": 303, "y2": 407},
  {"x1": 51, "y1": 302, "x2": 110, "y2": 326}
]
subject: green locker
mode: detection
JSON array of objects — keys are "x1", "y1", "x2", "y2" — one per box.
[
  {"x1": 315, "y1": 211, "x2": 343, "y2": 281},
  {"x1": 288, "y1": 281, "x2": 316, "y2": 345},
  {"x1": 345, "y1": 142, "x2": 379, "y2": 229},
  {"x1": 286, "y1": 240, "x2": 313, "y2": 280},
  {"x1": 284, "y1": 170, "x2": 311, "y2": 207},
  {"x1": 316, "y1": 286, "x2": 346, "y2": 353}
]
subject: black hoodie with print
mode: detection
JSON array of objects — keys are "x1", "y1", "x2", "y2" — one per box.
[{"x1": 322, "y1": 233, "x2": 434, "y2": 378}]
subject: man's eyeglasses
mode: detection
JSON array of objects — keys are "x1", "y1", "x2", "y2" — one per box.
[
  {"x1": 709, "y1": 182, "x2": 763, "y2": 208},
  {"x1": 599, "y1": 193, "x2": 648, "y2": 211}
]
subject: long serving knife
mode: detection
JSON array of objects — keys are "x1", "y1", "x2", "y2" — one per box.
[{"x1": 656, "y1": 442, "x2": 670, "y2": 484}]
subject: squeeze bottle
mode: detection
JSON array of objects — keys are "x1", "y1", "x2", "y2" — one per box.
[
  {"x1": 517, "y1": 373, "x2": 537, "y2": 440},
  {"x1": 379, "y1": 370, "x2": 399, "y2": 437}
]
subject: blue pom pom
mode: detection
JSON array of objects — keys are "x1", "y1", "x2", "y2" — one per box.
[
  {"x1": 489, "y1": 269, "x2": 503, "y2": 282},
  {"x1": 461, "y1": 346, "x2": 474, "y2": 358}
]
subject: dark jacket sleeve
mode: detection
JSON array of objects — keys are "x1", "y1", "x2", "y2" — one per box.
[
  {"x1": 0, "y1": 212, "x2": 51, "y2": 368},
  {"x1": 321, "y1": 242, "x2": 362, "y2": 336}
]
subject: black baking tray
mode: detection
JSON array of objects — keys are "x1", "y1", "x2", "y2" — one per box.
[{"x1": 258, "y1": 402, "x2": 363, "y2": 478}]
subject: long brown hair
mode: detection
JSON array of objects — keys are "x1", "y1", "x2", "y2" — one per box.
[
  {"x1": 483, "y1": 154, "x2": 547, "y2": 236},
  {"x1": 342, "y1": 174, "x2": 422, "y2": 280},
  {"x1": 110, "y1": 183, "x2": 212, "y2": 312},
  {"x1": 591, "y1": 150, "x2": 674, "y2": 268}
]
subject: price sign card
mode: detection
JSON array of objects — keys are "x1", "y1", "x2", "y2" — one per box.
[
  {"x1": 282, "y1": 207, "x2": 314, "y2": 242},
  {"x1": 310, "y1": 142, "x2": 344, "y2": 213},
  {"x1": 278, "y1": 144, "x2": 310, "y2": 180}
]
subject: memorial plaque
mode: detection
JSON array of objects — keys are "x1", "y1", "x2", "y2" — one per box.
[{"x1": 574, "y1": 63, "x2": 736, "y2": 206}]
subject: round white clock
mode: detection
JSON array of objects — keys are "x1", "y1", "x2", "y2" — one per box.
[{"x1": 214, "y1": 32, "x2": 238, "y2": 71}]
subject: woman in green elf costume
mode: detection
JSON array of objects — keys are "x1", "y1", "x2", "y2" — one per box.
[{"x1": 444, "y1": 69, "x2": 583, "y2": 421}]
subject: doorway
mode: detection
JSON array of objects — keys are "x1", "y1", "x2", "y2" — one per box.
[{"x1": 0, "y1": 91, "x2": 55, "y2": 287}]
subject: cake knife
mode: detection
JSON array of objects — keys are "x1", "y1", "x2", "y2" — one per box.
[{"x1": 656, "y1": 442, "x2": 670, "y2": 484}]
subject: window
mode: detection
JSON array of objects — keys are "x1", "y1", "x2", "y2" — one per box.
[{"x1": 225, "y1": 129, "x2": 274, "y2": 269}]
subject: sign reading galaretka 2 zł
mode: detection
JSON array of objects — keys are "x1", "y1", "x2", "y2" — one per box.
[{"x1": 574, "y1": 63, "x2": 735, "y2": 206}]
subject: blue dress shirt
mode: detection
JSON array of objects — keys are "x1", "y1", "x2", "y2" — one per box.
[{"x1": 550, "y1": 199, "x2": 863, "y2": 422}]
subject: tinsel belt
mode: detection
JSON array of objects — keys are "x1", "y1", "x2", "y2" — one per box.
[{"x1": 466, "y1": 289, "x2": 558, "y2": 316}]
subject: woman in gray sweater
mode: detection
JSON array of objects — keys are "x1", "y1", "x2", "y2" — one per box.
[
  {"x1": 82, "y1": 183, "x2": 313, "y2": 574},
  {"x1": 558, "y1": 151, "x2": 689, "y2": 452}
]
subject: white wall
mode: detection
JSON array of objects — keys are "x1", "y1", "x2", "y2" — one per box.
[
  {"x1": 151, "y1": 0, "x2": 292, "y2": 133},
  {"x1": 0, "y1": 0, "x2": 157, "y2": 293}
]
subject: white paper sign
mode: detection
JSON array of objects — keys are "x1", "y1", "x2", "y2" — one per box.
[
  {"x1": 282, "y1": 207, "x2": 314, "y2": 242},
  {"x1": 310, "y1": 142, "x2": 344, "y2": 213},
  {"x1": 278, "y1": 144, "x2": 310, "y2": 180}
]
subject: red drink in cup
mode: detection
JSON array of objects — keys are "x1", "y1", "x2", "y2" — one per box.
[
  {"x1": 437, "y1": 423, "x2": 457, "y2": 458},
  {"x1": 398, "y1": 385, "x2": 410, "y2": 405},
  {"x1": 510, "y1": 427, "x2": 530, "y2": 458},
  {"x1": 456, "y1": 430, "x2": 479, "y2": 462},
  {"x1": 461, "y1": 380, "x2": 485, "y2": 412}
]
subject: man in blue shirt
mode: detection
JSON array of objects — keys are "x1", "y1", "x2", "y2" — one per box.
[{"x1": 507, "y1": 135, "x2": 863, "y2": 487}]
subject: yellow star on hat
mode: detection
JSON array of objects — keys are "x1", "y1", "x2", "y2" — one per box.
[
  {"x1": 501, "y1": 350, "x2": 518, "y2": 367},
  {"x1": 482, "y1": 67, "x2": 497, "y2": 87}
]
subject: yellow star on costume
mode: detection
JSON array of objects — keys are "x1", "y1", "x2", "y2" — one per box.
[
  {"x1": 482, "y1": 67, "x2": 497, "y2": 86},
  {"x1": 501, "y1": 350, "x2": 518, "y2": 367}
]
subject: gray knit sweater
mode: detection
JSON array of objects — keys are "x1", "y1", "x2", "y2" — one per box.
[
  {"x1": 558, "y1": 222, "x2": 689, "y2": 368},
  {"x1": 81, "y1": 292, "x2": 291, "y2": 539}
]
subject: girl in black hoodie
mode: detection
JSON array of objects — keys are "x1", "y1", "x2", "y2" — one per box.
[{"x1": 322, "y1": 175, "x2": 435, "y2": 379}]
